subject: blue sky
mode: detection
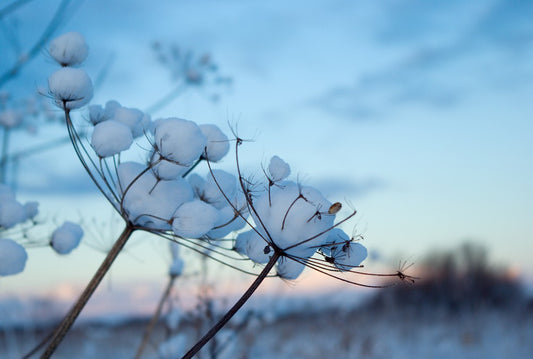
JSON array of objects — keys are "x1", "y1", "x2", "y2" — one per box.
[{"x1": 1, "y1": 0, "x2": 533, "y2": 296}]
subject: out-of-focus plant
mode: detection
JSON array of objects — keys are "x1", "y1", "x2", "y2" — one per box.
[
  {"x1": 145, "y1": 42, "x2": 232, "y2": 115},
  {"x1": 37, "y1": 32, "x2": 413, "y2": 359},
  {"x1": 364, "y1": 242, "x2": 522, "y2": 313},
  {"x1": 0, "y1": 0, "x2": 78, "y2": 186},
  {"x1": 1, "y1": 0, "x2": 85, "y2": 279}
]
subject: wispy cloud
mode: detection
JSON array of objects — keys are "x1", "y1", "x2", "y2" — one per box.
[{"x1": 310, "y1": 0, "x2": 533, "y2": 120}]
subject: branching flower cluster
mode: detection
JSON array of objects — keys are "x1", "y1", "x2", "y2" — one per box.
[
  {"x1": 37, "y1": 32, "x2": 414, "y2": 359},
  {"x1": 0, "y1": 183, "x2": 83, "y2": 276},
  {"x1": 146, "y1": 42, "x2": 232, "y2": 114}
]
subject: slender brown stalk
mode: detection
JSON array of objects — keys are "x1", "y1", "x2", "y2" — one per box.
[
  {"x1": 134, "y1": 275, "x2": 177, "y2": 359},
  {"x1": 39, "y1": 225, "x2": 135, "y2": 358},
  {"x1": 182, "y1": 252, "x2": 280, "y2": 359}
]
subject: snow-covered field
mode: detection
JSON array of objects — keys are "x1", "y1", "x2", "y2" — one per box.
[{"x1": 2, "y1": 298, "x2": 532, "y2": 358}]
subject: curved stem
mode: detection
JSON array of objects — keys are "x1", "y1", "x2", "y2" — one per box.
[
  {"x1": 182, "y1": 252, "x2": 280, "y2": 359},
  {"x1": 40, "y1": 225, "x2": 135, "y2": 358},
  {"x1": 134, "y1": 275, "x2": 177, "y2": 359}
]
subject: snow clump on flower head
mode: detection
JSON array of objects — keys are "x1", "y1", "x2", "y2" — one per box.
[
  {"x1": 149, "y1": 118, "x2": 207, "y2": 179},
  {"x1": 268, "y1": 155, "x2": 290, "y2": 182},
  {"x1": 91, "y1": 120, "x2": 133, "y2": 157},
  {"x1": 51, "y1": 221, "x2": 84, "y2": 255},
  {"x1": 0, "y1": 238, "x2": 28, "y2": 276},
  {"x1": 0, "y1": 184, "x2": 35, "y2": 229},
  {"x1": 49, "y1": 32, "x2": 89, "y2": 67},
  {"x1": 321, "y1": 228, "x2": 367, "y2": 271},
  {"x1": 48, "y1": 67, "x2": 93, "y2": 109},
  {"x1": 0, "y1": 110, "x2": 22, "y2": 129},
  {"x1": 234, "y1": 155, "x2": 367, "y2": 280},
  {"x1": 199, "y1": 124, "x2": 230, "y2": 162},
  {"x1": 116, "y1": 161, "x2": 194, "y2": 230},
  {"x1": 172, "y1": 199, "x2": 219, "y2": 238},
  {"x1": 88, "y1": 101, "x2": 152, "y2": 157},
  {"x1": 153, "y1": 118, "x2": 207, "y2": 166}
]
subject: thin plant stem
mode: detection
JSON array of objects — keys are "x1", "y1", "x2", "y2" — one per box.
[
  {"x1": 0, "y1": 128, "x2": 9, "y2": 183},
  {"x1": 182, "y1": 252, "x2": 281, "y2": 359},
  {"x1": 134, "y1": 275, "x2": 177, "y2": 359},
  {"x1": 39, "y1": 225, "x2": 135, "y2": 358},
  {"x1": 144, "y1": 83, "x2": 185, "y2": 115},
  {"x1": 7, "y1": 135, "x2": 72, "y2": 162}
]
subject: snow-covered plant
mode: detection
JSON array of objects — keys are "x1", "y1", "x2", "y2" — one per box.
[
  {"x1": 0, "y1": 6, "x2": 89, "y2": 281},
  {"x1": 0, "y1": 183, "x2": 84, "y2": 276},
  {"x1": 146, "y1": 42, "x2": 232, "y2": 113},
  {"x1": 38, "y1": 32, "x2": 414, "y2": 359},
  {"x1": 0, "y1": 0, "x2": 77, "y2": 185}
]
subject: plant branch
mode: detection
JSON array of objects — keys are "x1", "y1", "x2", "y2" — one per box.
[
  {"x1": 0, "y1": 0, "x2": 73, "y2": 87},
  {"x1": 134, "y1": 275, "x2": 177, "y2": 359},
  {"x1": 182, "y1": 252, "x2": 280, "y2": 359},
  {"x1": 39, "y1": 225, "x2": 135, "y2": 358},
  {"x1": 144, "y1": 82, "x2": 185, "y2": 115}
]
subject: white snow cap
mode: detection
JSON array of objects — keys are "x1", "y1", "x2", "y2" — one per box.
[
  {"x1": 0, "y1": 110, "x2": 22, "y2": 128},
  {"x1": 242, "y1": 231, "x2": 272, "y2": 264},
  {"x1": 150, "y1": 153, "x2": 190, "y2": 180},
  {"x1": 199, "y1": 124, "x2": 230, "y2": 162},
  {"x1": 91, "y1": 120, "x2": 133, "y2": 157},
  {"x1": 117, "y1": 162, "x2": 194, "y2": 229},
  {"x1": 0, "y1": 238, "x2": 28, "y2": 276},
  {"x1": 235, "y1": 177, "x2": 364, "y2": 279},
  {"x1": 88, "y1": 104, "x2": 106, "y2": 125},
  {"x1": 49, "y1": 32, "x2": 89, "y2": 66},
  {"x1": 48, "y1": 67, "x2": 93, "y2": 109},
  {"x1": 153, "y1": 118, "x2": 207, "y2": 166},
  {"x1": 113, "y1": 106, "x2": 146, "y2": 138},
  {"x1": 24, "y1": 201, "x2": 39, "y2": 219},
  {"x1": 202, "y1": 169, "x2": 237, "y2": 209},
  {"x1": 207, "y1": 205, "x2": 246, "y2": 239},
  {"x1": 321, "y1": 228, "x2": 367, "y2": 271},
  {"x1": 0, "y1": 198, "x2": 27, "y2": 229},
  {"x1": 268, "y1": 155, "x2": 290, "y2": 182},
  {"x1": 251, "y1": 181, "x2": 334, "y2": 258},
  {"x1": 276, "y1": 257, "x2": 306, "y2": 280},
  {"x1": 51, "y1": 221, "x2": 84, "y2": 255},
  {"x1": 172, "y1": 200, "x2": 219, "y2": 238}
]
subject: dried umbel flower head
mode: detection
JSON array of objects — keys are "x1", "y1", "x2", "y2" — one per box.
[
  {"x1": 49, "y1": 32, "x2": 89, "y2": 67},
  {"x1": 48, "y1": 67, "x2": 93, "y2": 109}
]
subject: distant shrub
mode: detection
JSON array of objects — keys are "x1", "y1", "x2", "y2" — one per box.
[{"x1": 366, "y1": 242, "x2": 524, "y2": 312}]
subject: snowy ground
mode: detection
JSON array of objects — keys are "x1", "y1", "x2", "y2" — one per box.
[{"x1": 1, "y1": 301, "x2": 532, "y2": 358}]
